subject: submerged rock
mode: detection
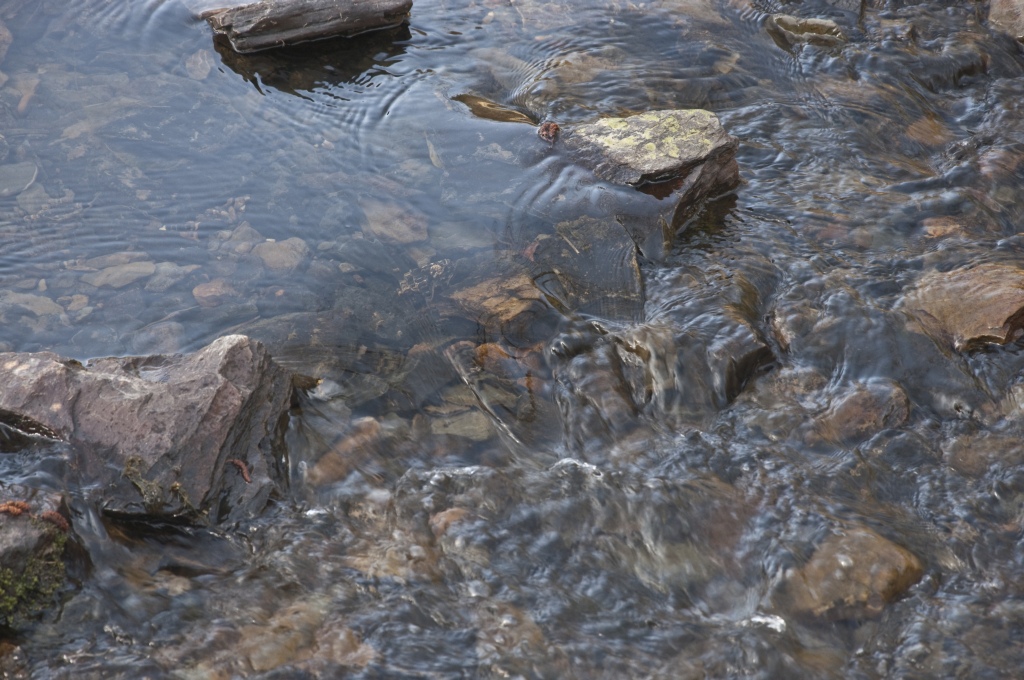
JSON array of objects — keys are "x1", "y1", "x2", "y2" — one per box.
[
  {"x1": 80, "y1": 260, "x2": 157, "y2": 289},
  {"x1": 360, "y1": 196, "x2": 428, "y2": 244},
  {"x1": 811, "y1": 380, "x2": 910, "y2": 446},
  {"x1": 901, "y1": 263, "x2": 1024, "y2": 351},
  {"x1": 765, "y1": 14, "x2": 846, "y2": 52},
  {"x1": 0, "y1": 335, "x2": 292, "y2": 524},
  {"x1": 253, "y1": 237, "x2": 310, "y2": 272},
  {"x1": 565, "y1": 109, "x2": 739, "y2": 188},
  {"x1": 0, "y1": 161, "x2": 37, "y2": 198},
  {"x1": 777, "y1": 527, "x2": 924, "y2": 621},
  {"x1": 990, "y1": 0, "x2": 1024, "y2": 41}
]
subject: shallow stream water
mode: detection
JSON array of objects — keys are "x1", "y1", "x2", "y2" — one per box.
[{"x1": 3, "y1": 0, "x2": 1024, "y2": 676}]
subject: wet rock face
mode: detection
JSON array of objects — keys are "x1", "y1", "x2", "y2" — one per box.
[
  {"x1": 565, "y1": 109, "x2": 739, "y2": 188},
  {"x1": 901, "y1": 264, "x2": 1024, "y2": 351},
  {"x1": 0, "y1": 335, "x2": 292, "y2": 524},
  {"x1": 777, "y1": 527, "x2": 924, "y2": 621}
]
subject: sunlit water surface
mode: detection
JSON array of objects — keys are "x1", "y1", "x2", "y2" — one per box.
[{"x1": 3, "y1": 0, "x2": 1024, "y2": 676}]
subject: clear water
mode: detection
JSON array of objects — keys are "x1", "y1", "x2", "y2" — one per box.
[{"x1": 3, "y1": 0, "x2": 1024, "y2": 676}]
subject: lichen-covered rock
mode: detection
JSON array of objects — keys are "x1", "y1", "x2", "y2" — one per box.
[
  {"x1": 565, "y1": 109, "x2": 739, "y2": 188},
  {"x1": 777, "y1": 527, "x2": 924, "y2": 621},
  {"x1": 901, "y1": 263, "x2": 1024, "y2": 351},
  {"x1": 0, "y1": 335, "x2": 292, "y2": 524}
]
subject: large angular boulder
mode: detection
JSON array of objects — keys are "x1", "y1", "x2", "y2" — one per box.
[{"x1": 0, "y1": 335, "x2": 292, "y2": 524}]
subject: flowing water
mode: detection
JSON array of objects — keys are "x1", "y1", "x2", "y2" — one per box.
[{"x1": 3, "y1": 0, "x2": 1024, "y2": 676}]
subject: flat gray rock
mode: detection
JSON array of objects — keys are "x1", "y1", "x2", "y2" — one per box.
[
  {"x1": 565, "y1": 109, "x2": 739, "y2": 186},
  {"x1": 0, "y1": 162, "x2": 37, "y2": 198}
]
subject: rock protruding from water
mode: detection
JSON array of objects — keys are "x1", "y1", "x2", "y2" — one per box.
[
  {"x1": 0, "y1": 335, "x2": 292, "y2": 524},
  {"x1": 778, "y1": 527, "x2": 924, "y2": 621},
  {"x1": 566, "y1": 109, "x2": 739, "y2": 188},
  {"x1": 901, "y1": 263, "x2": 1024, "y2": 351},
  {"x1": 990, "y1": 0, "x2": 1024, "y2": 40},
  {"x1": 202, "y1": 0, "x2": 413, "y2": 54}
]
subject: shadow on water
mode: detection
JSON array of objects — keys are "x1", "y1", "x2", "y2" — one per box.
[{"x1": 213, "y1": 24, "x2": 413, "y2": 97}]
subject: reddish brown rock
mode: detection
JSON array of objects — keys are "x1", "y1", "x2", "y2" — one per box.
[
  {"x1": 812, "y1": 380, "x2": 910, "y2": 445},
  {"x1": 779, "y1": 527, "x2": 924, "y2": 621},
  {"x1": 0, "y1": 335, "x2": 292, "y2": 524},
  {"x1": 902, "y1": 263, "x2": 1024, "y2": 351}
]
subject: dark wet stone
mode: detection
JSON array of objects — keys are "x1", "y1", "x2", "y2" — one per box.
[
  {"x1": 0, "y1": 335, "x2": 292, "y2": 524},
  {"x1": 901, "y1": 263, "x2": 1024, "y2": 351},
  {"x1": 777, "y1": 527, "x2": 924, "y2": 621},
  {"x1": 0, "y1": 488, "x2": 75, "y2": 629}
]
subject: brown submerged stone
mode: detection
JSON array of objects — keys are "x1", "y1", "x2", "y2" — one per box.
[
  {"x1": 902, "y1": 263, "x2": 1024, "y2": 351},
  {"x1": 812, "y1": 380, "x2": 910, "y2": 446},
  {"x1": 779, "y1": 527, "x2": 924, "y2": 621}
]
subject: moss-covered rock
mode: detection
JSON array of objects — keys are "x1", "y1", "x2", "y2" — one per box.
[{"x1": 0, "y1": 511, "x2": 68, "y2": 628}]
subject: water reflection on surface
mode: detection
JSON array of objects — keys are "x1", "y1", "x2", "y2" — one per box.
[{"x1": 3, "y1": 0, "x2": 1024, "y2": 675}]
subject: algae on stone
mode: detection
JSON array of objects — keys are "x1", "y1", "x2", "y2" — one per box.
[{"x1": 565, "y1": 109, "x2": 738, "y2": 186}]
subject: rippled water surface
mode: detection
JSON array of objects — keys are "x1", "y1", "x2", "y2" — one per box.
[{"x1": 4, "y1": 0, "x2": 1024, "y2": 676}]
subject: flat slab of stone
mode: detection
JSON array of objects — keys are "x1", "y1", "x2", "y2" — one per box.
[
  {"x1": 81, "y1": 260, "x2": 157, "y2": 289},
  {"x1": 202, "y1": 0, "x2": 413, "y2": 54},
  {"x1": 901, "y1": 263, "x2": 1024, "y2": 351},
  {"x1": 0, "y1": 162, "x2": 37, "y2": 198},
  {"x1": 0, "y1": 335, "x2": 292, "y2": 524},
  {"x1": 564, "y1": 109, "x2": 739, "y2": 187}
]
